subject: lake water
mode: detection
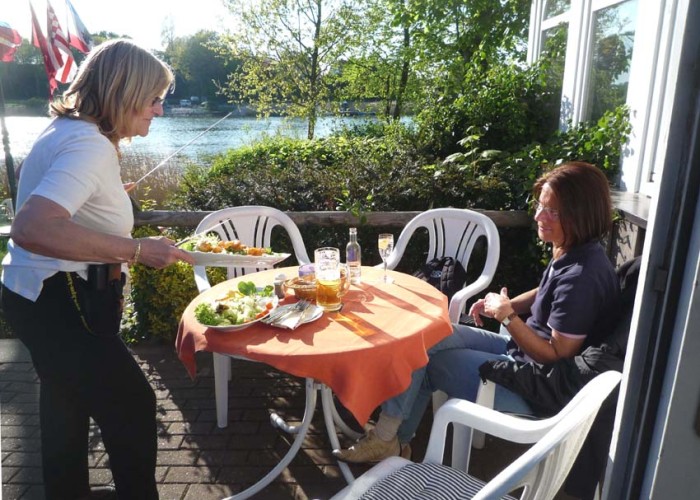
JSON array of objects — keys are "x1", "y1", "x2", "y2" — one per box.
[{"x1": 1, "y1": 114, "x2": 379, "y2": 170}]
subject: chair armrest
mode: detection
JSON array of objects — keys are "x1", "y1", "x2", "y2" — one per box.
[
  {"x1": 423, "y1": 398, "x2": 562, "y2": 463},
  {"x1": 448, "y1": 274, "x2": 494, "y2": 323}
]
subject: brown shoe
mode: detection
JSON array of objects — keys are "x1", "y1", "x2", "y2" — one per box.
[{"x1": 333, "y1": 429, "x2": 401, "y2": 464}]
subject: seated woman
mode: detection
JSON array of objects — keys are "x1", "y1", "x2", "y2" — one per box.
[{"x1": 334, "y1": 161, "x2": 622, "y2": 463}]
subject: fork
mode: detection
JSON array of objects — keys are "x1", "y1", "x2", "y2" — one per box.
[
  {"x1": 267, "y1": 299, "x2": 310, "y2": 324},
  {"x1": 263, "y1": 299, "x2": 309, "y2": 324}
]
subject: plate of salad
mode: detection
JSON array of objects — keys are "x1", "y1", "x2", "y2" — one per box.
[
  {"x1": 194, "y1": 281, "x2": 279, "y2": 331},
  {"x1": 180, "y1": 234, "x2": 291, "y2": 267}
]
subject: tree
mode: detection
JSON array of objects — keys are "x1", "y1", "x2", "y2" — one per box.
[
  {"x1": 333, "y1": 0, "x2": 419, "y2": 120},
  {"x1": 304, "y1": 0, "x2": 531, "y2": 124},
  {"x1": 408, "y1": 0, "x2": 530, "y2": 89},
  {"x1": 160, "y1": 15, "x2": 176, "y2": 50},
  {"x1": 404, "y1": 0, "x2": 533, "y2": 155},
  {"x1": 163, "y1": 31, "x2": 239, "y2": 104},
  {"x1": 220, "y1": 0, "x2": 365, "y2": 139}
]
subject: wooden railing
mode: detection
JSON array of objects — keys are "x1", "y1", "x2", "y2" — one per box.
[{"x1": 133, "y1": 201, "x2": 647, "y2": 265}]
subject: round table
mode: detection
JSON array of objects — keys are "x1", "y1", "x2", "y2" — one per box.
[{"x1": 176, "y1": 266, "x2": 453, "y2": 499}]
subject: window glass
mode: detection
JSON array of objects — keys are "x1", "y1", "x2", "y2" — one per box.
[
  {"x1": 544, "y1": 0, "x2": 570, "y2": 19},
  {"x1": 541, "y1": 24, "x2": 568, "y2": 108},
  {"x1": 586, "y1": 0, "x2": 639, "y2": 122}
]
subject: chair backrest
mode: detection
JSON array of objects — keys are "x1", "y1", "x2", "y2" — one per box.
[
  {"x1": 472, "y1": 371, "x2": 622, "y2": 500},
  {"x1": 192, "y1": 206, "x2": 311, "y2": 293},
  {"x1": 386, "y1": 208, "x2": 500, "y2": 322}
]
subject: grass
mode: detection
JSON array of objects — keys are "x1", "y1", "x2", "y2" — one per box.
[{"x1": 120, "y1": 157, "x2": 186, "y2": 208}]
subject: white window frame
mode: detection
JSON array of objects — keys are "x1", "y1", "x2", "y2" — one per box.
[
  {"x1": 621, "y1": 0, "x2": 687, "y2": 196},
  {"x1": 528, "y1": 0, "x2": 688, "y2": 196}
]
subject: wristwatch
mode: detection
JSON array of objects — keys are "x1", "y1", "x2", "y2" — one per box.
[{"x1": 501, "y1": 312, "x2": 517, "y2": 327}]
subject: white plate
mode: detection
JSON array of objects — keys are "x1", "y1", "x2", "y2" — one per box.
[
  {"x1": 187, "y1": 251, "x2": 291, "y2": 267},
  {"x1": 300, "y1": 305, "x2": 324, "y2": 324},
  {"x1": 199, "y1": 292, "x2": 279, "y2": 332}
]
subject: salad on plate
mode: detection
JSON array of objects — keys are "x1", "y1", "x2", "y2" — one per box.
[{"x1": 195, "y1": 281, "x2": 278, "y2": 330}]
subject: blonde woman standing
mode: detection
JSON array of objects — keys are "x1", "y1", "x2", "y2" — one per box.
[{"x1": 1, "y1": 39, "x2": 193, "y2": 499}]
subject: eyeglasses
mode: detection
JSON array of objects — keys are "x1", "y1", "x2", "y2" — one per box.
[
  {"x1": 150, "y1": 96, "x2": 165, "y2": 107},
  {"x1": 534, "y1": 201, "x2": 560, "y2": 220}
]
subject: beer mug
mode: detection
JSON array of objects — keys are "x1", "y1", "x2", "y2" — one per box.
[{"x1": 314, "y1": 247, "x2": 350, "y2": 312}]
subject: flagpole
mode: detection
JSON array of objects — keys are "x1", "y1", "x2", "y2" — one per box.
[{"x1": 0, "y1": 75, "x2": 17, "y2": 207}]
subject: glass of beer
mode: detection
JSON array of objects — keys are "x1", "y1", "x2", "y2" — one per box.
[{"x1": 314, "y1": 247, "x2": 350, "y2": 311}]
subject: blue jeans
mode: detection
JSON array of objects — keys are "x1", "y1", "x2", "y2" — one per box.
[{"x1": 380, "y1": 323, "x2": 533, "y2": 443}]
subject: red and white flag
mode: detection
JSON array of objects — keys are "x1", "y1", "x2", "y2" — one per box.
[
  {"x1": 65, "y1": 0, "x2": 93, "y2": 53},
  {"x1": 31, "y1": 1, "x2": 60, "y2": 96},
  {"x1": 47, "y1": 0, "x2": 76, "y2": 83},
  {"x1": 31, "y1": 0, "x2": 77, "y2": 96},
  {"x1": 0, "y1": 21, "x2": 22, "y2": 63}
]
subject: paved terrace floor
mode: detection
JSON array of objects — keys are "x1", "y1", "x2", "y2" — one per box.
[{"x1": 1, "y1": 338, "x2": 574, "y2": 500}]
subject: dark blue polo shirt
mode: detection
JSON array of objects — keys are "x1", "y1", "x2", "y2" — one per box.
[{"x1": 509, "y1": 241, "x2": 621, "y2": 361}]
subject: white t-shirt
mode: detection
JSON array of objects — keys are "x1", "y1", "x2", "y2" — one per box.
[{"x1": 1, "y1": 117, "x2": 134, "y2": 301}]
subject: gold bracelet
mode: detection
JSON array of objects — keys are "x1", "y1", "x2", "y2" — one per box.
[{"x1": 131, "y1": 239, "x2": 142, "y2": 265}]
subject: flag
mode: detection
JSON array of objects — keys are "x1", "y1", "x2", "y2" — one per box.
[
  {"x1": 47, "y1": 0, "x2": 76, "y2": 83},
  {"x1": 0, "y1": 21, "x2": 22, "y2": 62},
  {"x1": 65, "y1": 0, "x2": 93, "y2": 53},
  {"x1": 31, "y1": 1, "x2": 61, "y2": 96},
  {"x1": 31, "y1": 0, "x2": 76, "y2": 96}
]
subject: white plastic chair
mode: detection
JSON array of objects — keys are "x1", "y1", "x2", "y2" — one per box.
[
  {"x1": 191, "y1": 206, "x2": 311, "y2": 428},
  {"x1": 384, "y1": 208, "x2": 500, "y2": 415},
  {"x1": 464, "y1": 257, "x2": 640, "y2": 468},
  {"x1": 330, "y1": 370, "x2": 621, "y2": 500},
  {"x1": 383, "y1": 208, "x2": 500, "y2": 323}
]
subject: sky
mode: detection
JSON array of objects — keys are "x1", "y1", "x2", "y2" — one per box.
[{"x1": 4, "y1": 0, "x2": 235, "y2": 51}]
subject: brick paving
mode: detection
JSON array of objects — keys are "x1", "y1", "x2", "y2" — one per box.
[
  {"x1": 1, "y1": 338, "x2": 411, "y2": 500},
  {"x1": 1, "y1": 338, "x2": 562, "y2": 500}
]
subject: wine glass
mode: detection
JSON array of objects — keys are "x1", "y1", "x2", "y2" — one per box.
[{"x1": 378, "y1": 233, "x2": 394, "y2": 284}]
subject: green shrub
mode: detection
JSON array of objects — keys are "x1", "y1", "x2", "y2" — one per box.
[
  {"x1": 169, "y1": 129, "x2": 434, "y2": 213},
  {"x1": 125, "y1": 260, "x2": 198, "y2": 343},
  {"x1": 415, "y1": 61, "x2": 561, "y2": 159},
  {"x1": 430, "y1": 105, "x2": 631, "y2": 211}
]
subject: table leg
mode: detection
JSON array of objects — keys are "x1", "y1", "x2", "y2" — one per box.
[
  {"x1": 322, "y1": 386, "x2": 363, "y2": 441},
  {"x1": 214, "y1": 353, "x2": 231, "y2": 428},
  {"x1": 320, "y1": 384, "x2": 356, "y2": 484},
  {"x1": 222, "y1": 378, "x2": 317, "y2": 500}
]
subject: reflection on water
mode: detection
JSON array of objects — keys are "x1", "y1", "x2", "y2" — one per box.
[{"x1": 2, "y1": 115, "x2": 378, "y2": 170}]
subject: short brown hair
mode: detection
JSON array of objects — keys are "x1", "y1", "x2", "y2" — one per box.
[
  {"x1": 533, "y1": 161, "x2": 613, "y2": 248},
  {"x1": 50, "y1": 39, "x2": 174, "y2": 146}
]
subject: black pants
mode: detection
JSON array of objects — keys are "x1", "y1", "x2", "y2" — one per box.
[{"x1": 1, "y1": 273, "x2": 158, "y2": 500}]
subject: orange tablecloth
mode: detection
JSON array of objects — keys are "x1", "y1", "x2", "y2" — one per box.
[{"x1": 175, "y1": 266, "x2": 453, "y2": 426}]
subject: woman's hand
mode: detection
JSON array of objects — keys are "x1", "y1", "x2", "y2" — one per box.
[
  {"x1": 468, "y1": 298, "x2": 489, "y2": 326},
  {"x1": 483, "y1": 288, "x2": 515, "y2": 323},
  {"x1": 134, "y1": 236, "x2": 195, "y2": 268}
]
